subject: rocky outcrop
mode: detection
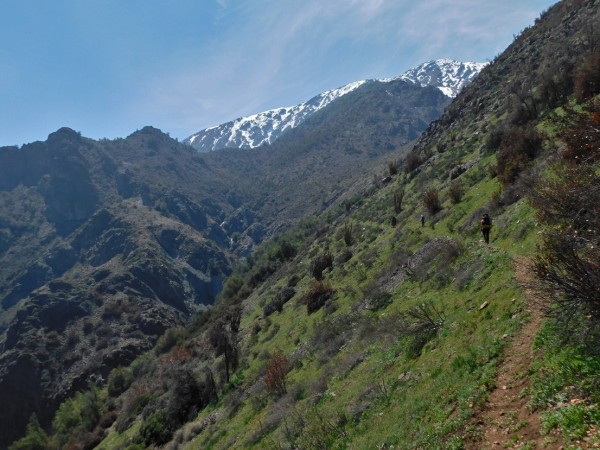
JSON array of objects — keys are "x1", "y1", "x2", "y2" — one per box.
[{"x1": 0, "y1": 129, "x2": 243, "y2": 447}]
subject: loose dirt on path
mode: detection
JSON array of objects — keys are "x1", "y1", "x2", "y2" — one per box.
[{"x1": 465, "y1": 256, "x2": 562, "y2": 450}]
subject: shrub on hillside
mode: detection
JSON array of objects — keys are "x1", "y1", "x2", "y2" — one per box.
[
  {"x1": 423, "y1": 187, "x2": 442, "y2": 215},
  {"x1": 263, "y1": 287, "x2": 296, "y2": 317},
  {"x1": 404, "y1": 151, "x2": 422, "y2": 173},
  {"x1": 335, "y1": 248, "x2": 353, "y2": 266},
  {"x1": 221, "y1": 273, "x2": 244, "y2": 300},
  {"x1": 302, "y1": 280, "x2": 335, "y2": 314},
  {"x1": 530, "y1": 108, "x2": 600, "y2": 349},
  {"x1": 562, "y1": 109, "x2": 600, "y2": 163},
  {"x1": 207, "y1": 319, "x2": 239, "y2": 383},
  {"x1": 97, "y1": 410, "x2": 118, "y2": 430},
  {"x1": 264, "y1": 350, "x2": 290, "y2": 396},
  {"x1": 139, "y1": 410, "x2": 173, "y2": 446},
  {"x1": 248, "y1": 263, "x2": 278, "y2": 288},
  {"x1": 343, "y1": 222, "x2": 354, "y2": 246},
  {"x1": 287, "y1": 274, "x2": 300, "y2": 287},
  {"x1": 537, "y1": 57, "x2": 574, "y2": 109},
  {"x1": 155, "y1": 327, "x2": 187, "y2": 356},
  {"x1": 244, "y1": 238, "x2": 298, "y2": 290},
  {"x1": 280, "y1": 404, "x2": 348, "y2": 449},
  {"x1": 79, "y1": 430, "x2": 104, "y2": 450},
  {"x1": 107, "y1": 366, "x2": 133, "y2": 397},
  {"x1": 365, "y1": 286, "x2": 392, "y2": 312},
  {"x1": 115, "y1": 385, "x2": 154, "y2": 433},
  {"x1": 448, "y1": 181, "x2": 463, "y2": 204},
  {"x1": 393, "y1": 190, "x2": 404, "y2": 213},
  {"x1": 391, "y1": 302, "x2": 448, "y2": 359},
  {"x1": 311, "y1": 250, "x2": 333, "y2": 280},
  {"x1": 485, "y1": 126, "x2": 506, "y2": 153},
  {"x1": 274, "y1": 239, "x2": 297, "y2": 260},
  {"x1": 508, "y1": 80, "x2": 540, "y2": 125},
  {"x1": 8, "y1": 415, "x2": 48, "y2": 450},
  {"x1": 574, "y1": 52, "x2": 600, "y2": 102},
  {"x1": 52, "y1": 386, "x2": 105, "y2": 447},
  {"x1": 496, "y1": 125, "x2": 542, "y2": 186},
  {"x1": 165, "y1": 368, "x2": 203, "y2": 426}
]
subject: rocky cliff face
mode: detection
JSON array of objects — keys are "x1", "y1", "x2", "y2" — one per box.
[{"x1": 0, "y1": 128, "x2": 239, "y2": 447}]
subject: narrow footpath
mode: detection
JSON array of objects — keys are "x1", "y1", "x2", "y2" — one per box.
[{"x1": 466, "y1": 257, "x2": 562, "y2": 449}]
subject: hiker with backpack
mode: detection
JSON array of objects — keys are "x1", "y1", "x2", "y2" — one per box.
[{"x1": 480, "y1": 213, "x2": 492, "y2": 244}]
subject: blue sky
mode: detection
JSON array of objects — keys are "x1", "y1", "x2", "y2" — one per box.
[{"x1": 1, "y1": 0, "x2": 557, "y2": 147}]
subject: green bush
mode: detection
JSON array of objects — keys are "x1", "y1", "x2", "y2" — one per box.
[
  {"x1": 541, "y1": 404, "x2": 590, "y2": 442},
  {"x1": 343, "y1": 222, "x2": 354, "y2": 246},
  {"x1": 155, "y1": 327, "x2": 187, "y2": 355},
  {"x1": 221, "y1": 273, "x2": 244, "y2": 301},
  {"x1": 263, "y1": 287, "x2": 296, "y2": 317},
  {"x1": 139, "y1": 410, "x2": 173, "y2": 446},
  {"x1": 107, "y1": 366, "x2": 133, "y2": 397},
  {"x1": 52, "y1": 386, "x2": 105, "y2": 446},
  {"x1": 8, "y1": 415, "x2": 48, "y2": 450},
  {"x1": 447, "y1": 181, "x2": 463, "y2": 204}
]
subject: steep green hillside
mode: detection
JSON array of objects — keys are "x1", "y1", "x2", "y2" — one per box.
[{"x1": 7, "y1": 0, "x2": 600, "y2": 449}]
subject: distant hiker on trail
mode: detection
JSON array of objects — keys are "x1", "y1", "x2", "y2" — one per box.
[
  {"x1": 421, "y1": 214, "x2": 425, "y2": 228},
  {"x1": 480, "y1": 213, "x2": 492, "y2": 244}
]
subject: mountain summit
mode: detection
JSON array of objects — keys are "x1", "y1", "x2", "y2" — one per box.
[
  {"x1": 393, "y1": 59, "x2": 487, "y2": 98},
  {"x1": 185, "y1": 59, "x2": 486, "y2": 152}
]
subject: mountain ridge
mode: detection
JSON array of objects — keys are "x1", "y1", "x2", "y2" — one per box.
[{"x1": 185, "y1": 59, "x2": 486, "y2": 152}]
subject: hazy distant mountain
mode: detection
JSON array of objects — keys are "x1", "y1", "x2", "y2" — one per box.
[{"x1": 185, "y1": 59, "x2": 486, "y2": 152}]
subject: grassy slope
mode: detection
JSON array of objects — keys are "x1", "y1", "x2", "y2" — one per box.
[
  {"x1": 90, "y1": 102, "x2": 600, "y2": 450},
  {"x1": 168, "y1": 136, "x2": 541, "y2": 449}
]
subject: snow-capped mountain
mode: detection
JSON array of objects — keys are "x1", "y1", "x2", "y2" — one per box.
[
  {"x1": 185, "y1": 59, "x2": 486, "y2": 152},
  {"x1": 394, "y1": 59, "x2": 487, "y2": 98},
  {"x1": 185, "y1": 81, "x2": 367, "y2": 153}
]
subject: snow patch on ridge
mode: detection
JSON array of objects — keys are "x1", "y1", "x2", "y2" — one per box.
[{"x1": 392, "y1": 59, "x2": 487, "y2": 98}]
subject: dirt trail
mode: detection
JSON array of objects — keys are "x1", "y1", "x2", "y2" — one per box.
[{"x1": 465, "y1": 256, "x2": 561, "y2": 450}]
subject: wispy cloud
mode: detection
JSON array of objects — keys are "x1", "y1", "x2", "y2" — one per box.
[
  {"x1": 136, "y1": 0, "x2": 555, "y2": 139},
  {"x1": 0, "y1": 0, "x2": 555, "y2": 145}
]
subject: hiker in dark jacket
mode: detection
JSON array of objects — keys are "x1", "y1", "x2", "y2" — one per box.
[{"x1": 480, "y1": 213, "x2": 492, "y2": 243}]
